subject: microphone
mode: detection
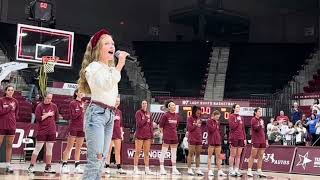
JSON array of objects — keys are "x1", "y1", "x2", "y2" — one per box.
[{"x1": 115, "y1": 50, "x2": 137, "y2": 62}]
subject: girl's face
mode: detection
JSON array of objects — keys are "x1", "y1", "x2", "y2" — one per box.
[{"x1": 168, "y1": 102, "x2": 176, "y2": 112}]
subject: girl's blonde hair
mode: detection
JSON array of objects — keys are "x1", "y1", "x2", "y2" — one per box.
[{"x1": 77, "y1": 34, "x2": 115, "y2": 94}]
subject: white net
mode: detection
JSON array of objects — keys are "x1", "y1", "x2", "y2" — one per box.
[
  {"x1": 42, "y1": 56, "x2": 58, "y2": 73},
  {"x1": 43, "y1": 61, "x2": 56, "y2": 73}
]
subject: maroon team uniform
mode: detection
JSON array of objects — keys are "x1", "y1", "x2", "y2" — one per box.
[
  {"x1": 35, "y1": 102, "x2": 59, "y2": 141},
  {"x1": 187, "y1": 116, "x2": 202, "y2": 145},
  {"x1": 207, "y1": 118, "x2": 222, "y2": 146},
  {"x1": 69, "y1": 100, "x2": 85, "y2": 137},
  {"x1": 229, "y1": 114, "x2": 246, "y2": 147},
  {"x1": 112, "y1": 109, "x2": 123, "y2": 140},
  {"x1": 135, "y1": 109, "x2": 153, "y2": 140},
  {"x1": 159, "y1": 112, "x2": 180, "y2": 144},
  {"x1": 0, "y1": 97, "x2": 19, "y2": 135},
  {"x1": 251, "y1": 117, "x2": 267, "y2": 148}
]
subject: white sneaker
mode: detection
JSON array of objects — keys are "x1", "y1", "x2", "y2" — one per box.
[
  {"x1": 218, "y1": 170, "x2": 227, "y2": 177},
  {"x1": 61, "y1": 165, "x2": 69, "y2": 174},
  {"x1": 145, "y1": 169, "x2": 155, "y2": 175},
  {"x1": 75, "y1": 166, "x2": 84, "y2": 174},
  {"x1": 195, "y1": 169, "x2": 204, "y2": 176},
  {"x1": 132, "y1": 169, "x2": 141, "y2": 175},
  {"x1": 5, "y1": 165, "x2": 14, "y2": 173},
  {"x1": 235, "y1": 170, "x2": 243, "y2": 177},
  {"x1": 229, "y1": 170, "x2": 236, "y2": 177},
  {"x1": 257, "y1": 171, "x2": 267, "y2": 178},
  {"x1": 28, "y1": 166, "x2": 34, "y2": 173},
  {"x1": 117, "y1": 168, "x2": 126, "y2": 174},
  {"x1": 247, "y1": 170, "x2": 254, "y2": 177},
  {"x1": 172, "y1": 168, "x2": 181, "y2": 175},
  {"x1": 187, "y1": 168, "x2": 194, "y2": 176},
  {"x1": 105, "y1": 167, "x2": 111, "y2": 174},
  {"x1": 208, "y1": 170, "x2": 214, "y2": 176},
  {"x1": 160, "y1": 168, "x2": 167, "y2": 175}
]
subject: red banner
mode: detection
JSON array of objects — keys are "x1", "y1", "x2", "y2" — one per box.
[
  {"x1": 240, "y1": 145, "x2": 296, "y2": 173},
  {"x1": 291, "y1": 146, "x2": 320, "y2": 175}
]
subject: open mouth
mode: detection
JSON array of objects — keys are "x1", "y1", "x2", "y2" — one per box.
[{"x1": 108, "y1": 51, "x2": 114, "y2": 55}]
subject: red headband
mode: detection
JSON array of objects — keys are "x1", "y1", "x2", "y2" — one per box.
[{"x1": 91, "y1": 29, "x2": 111, "y2": 48}]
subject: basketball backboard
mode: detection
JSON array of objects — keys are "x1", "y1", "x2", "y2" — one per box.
[{"x1": 16, "y1": 24, "x2": 74, "y2": 67}]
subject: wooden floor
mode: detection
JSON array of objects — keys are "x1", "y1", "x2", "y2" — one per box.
[{"x1": 0, "y1": 163, "x2": 319, "y2": 179}]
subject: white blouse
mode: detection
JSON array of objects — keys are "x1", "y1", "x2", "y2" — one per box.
[{"x1": 85, "y1": 61, "x2": 121, "y2": 107}]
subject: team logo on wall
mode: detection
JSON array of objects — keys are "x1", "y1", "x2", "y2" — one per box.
[{"x1": 296, "y1": 152, "x2": 312, "y2": 170}]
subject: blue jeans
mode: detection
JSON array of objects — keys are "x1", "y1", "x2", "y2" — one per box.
[
  {"x1": 83, "y1": 104, "x2": 114, "y2": 180},
  {"x1": 27, "y1": 84, "x2": 39, "y2": 101}
]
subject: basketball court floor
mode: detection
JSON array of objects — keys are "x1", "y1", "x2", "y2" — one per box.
[{"x1": 0, "y1": 163, "x2": 318, "y2": 180}]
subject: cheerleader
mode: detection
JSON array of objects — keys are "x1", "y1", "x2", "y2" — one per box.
[
  {"x1": 61, "y1": 89, "x2": 85, "y2": 174},
  {"x1": 187, "y1": 106, "x2": 204, "y2": 176},
  {"x1": 0, "y1": 85, "x2": 19, "y2": 173},
  {"x1": 133, "y1": 100, "x2": 154, "y2": 175},
  {"x1": 159, "y1": 100, "x2": 181, "y2": 175},
  {"x1": 228, "y1": 104, "x2": 246, "y2": 177},
  {"x1": 247, "y1": 107, "x2": 268, "y2": 177},
  {"x1": 207, "y1": 110, "x2": 227, "y2": 176},
  {"x1": 105, "y1": 97, "x2": 126, "y2": 174}
]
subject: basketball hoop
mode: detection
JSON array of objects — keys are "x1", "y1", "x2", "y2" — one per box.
[{"x1": 42, "y1": 56, "x2": 59, "y2": 73}]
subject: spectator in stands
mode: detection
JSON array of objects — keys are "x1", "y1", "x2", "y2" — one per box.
[
  {"x1": 285, "y1": 122, "x2": 295, "y2": 145},
  {"x1": 28, "y1": 92, "x2": 59, "y2": 173},
  {"x1": 295, "y1": 121, "x2": 307, "y2": 146},
  {"x1": 269, "y1": 125, "x2": 282, "y2": 145},
  {"x1": 158, "y1": 100, "x2": 181, "y2": 175},
  {"x1": 61, "y1": 89, "x2": 85, "y2": 174},
  {"x1": 276, "y1": 110, "x2": 290, "y2": 123},
  {"x1": 291, "y1": 102, "x2": 302, "y2": 125},
  {"x1": 228, "y1": 104, "x2": 246, "y2": 177},
  {"x1": 279, "y1": 121, "x2": 289, "y2": 145},
  {"x1": 0, "y1": 84, "x2": 19, "y2": 173},
  {"x1": 267, "y1": 118, "x2": 275, "y2": 140},
  {"x1": 133, "y1": 100, "x2": 154, "y2": 175},
  {"x1": 27, "y1": 68, "x2": 39, "y2": 101},
  {"x1": 311, "y1": 99, "x2": 320, "y2": 115},
  {"x1": 180, "y1": 131, "x2": 189, "y2": 162},
  {"x1": 315, "y1": 121, "x2": 320, "y2": 146},
  {"x1": 187, "y1": 105, "x2": 204, "y2": 176},
  {"x1": 77, "y1": 29, "x2": 128, "y2": 179},
  {"x1": 105, "y1": 97, "x2": 126, "y2": 175},
  {"x1": 306, "y1": 113, "x2": 319, "y2": 146}
]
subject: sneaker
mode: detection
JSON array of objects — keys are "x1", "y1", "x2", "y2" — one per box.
[
  {"x1": 117, "y1": 168, "x2": 126, "y2": 174},
  {"x1": 28, "y1": 166, "x2": 34, "y2": 173},
  {"x1": 61, "y1": 165, "x2": 69, "y2": 174},
  {"x1": 145, "y1": 169, "x2": 155, "y2": 175},
  {"x1": 229, "y1": 170, "x2": 236, "y2": 177},
  {"x1": 235, "y1": 170, "x2": 243, "y2": 177},
  {"x1": 132, "y1": 169, "x2": 141, "y2": 175},
  {"x1": 172, "y1": 168, "x2": 181, "y2": 175},
  {"x1": 257, "y1": 171, "x2": 267, "y2": 178},
  {"x1": 218, "y1": 170, "x2": 227, "y2": 177},
  {"x1": 44, "y1": 166, "x2": 55, "y2": 173},
  {"x1": 160, "y1": 168, "x2": 167, "y2": 175},
  {"x1": 247, "y1": 171, "x2": 254, "y2": 177},
  {"x1": 195, "y1": 169, "x2": 204, "y2": 176},
  {"x1": 208, "y1": 170, "x2": 214, "y2": 176},
  {"x1": 105, "y1": 167, "x2": 111, "y2": 174},
  {"x1": 5, "y1": 165, "x2": 14, "y2": 173},
  {"x1": 187, "y1": 168, "x2": 194, "y2": 176},
  {"x1": 75, "y1": 165, "x2": 84, "y2": 174}
]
